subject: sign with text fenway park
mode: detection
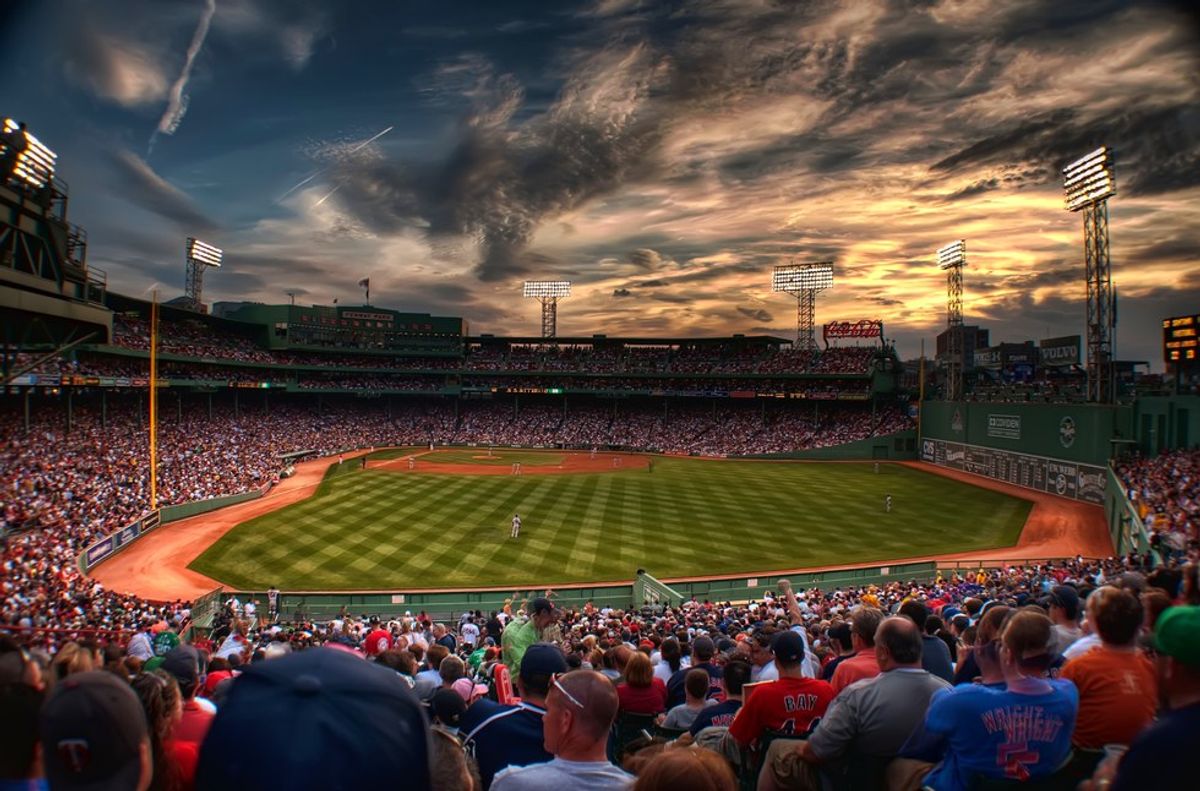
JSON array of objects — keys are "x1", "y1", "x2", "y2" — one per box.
[
  {"x1": 921, "y1": 438, "x2": 1106, "y2": 505},
  {"x1": 823, "y1": 319, "x2": 884, "y2": 342}
]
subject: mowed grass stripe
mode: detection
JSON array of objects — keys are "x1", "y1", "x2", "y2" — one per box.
[{"x1": 188, "y1": 457, "x2": 1032, "y2": 590}]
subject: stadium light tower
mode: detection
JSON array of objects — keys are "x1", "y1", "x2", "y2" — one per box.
[
  {"x1": 772, "y1": 262, "x2": 833, "y2": 351},
  {"x1": 937, "y1": 240, "x2": 967, "y2": 401},
  {"x1": 2, "y1": 118, "x2": 57, "y2": 189},
  {"x1": 523, "y1": 280, "x2": 571, "y2": 339},
  {"x1": 1063, "y1": 146, "x2": 1116, "y2": 404},
  {"x1": 184, "y1": 237, "x2": 222, "y2": 312}
]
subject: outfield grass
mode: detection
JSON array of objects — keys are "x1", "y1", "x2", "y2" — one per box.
[
  {"x1": 418, "y1": 448, "x2": 567, "y2": 466},
  {"x1": 189, "y1": 455, "x2": 1031, "y2": 590}
]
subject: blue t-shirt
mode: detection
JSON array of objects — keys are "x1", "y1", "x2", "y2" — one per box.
[
  {"x1": 921, "y1": 680, "x2": 1078, "y2": 791},
  {"x1": 461, "y1": 700, "x2": 551, "y2": 789},
  {"x1": 689, "y1": 699, "x2": 742, "y2": 735},
  {"x1": 666, "y1": 661, "x2": 724, "y2": 708}
]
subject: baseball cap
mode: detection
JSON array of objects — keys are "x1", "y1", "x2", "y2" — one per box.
[
  {"x1": 1153, "y1": 606, "x2": 1200, "y2": 667},
  {"x1": 40, "y1": 671, "x2": 148, "y2": 791},
  {"x1": 528, "y1": 597, "x2": 557, "y2": 617},
  {"x1": 161, "y1": 645, "x2": 200, "y2": 691},
  {"x1": 771, "y1": 631, "x2": 806, "y2": 664},
  {"x1": 431, "y1": 688, "x2": 467, "y2": 728},
  {"x1": 196, "y1": 647, "x2": 430, "y2": 790},
  {"x1": 451, "y1": 677, "x2": 489, "y2": 703},
  {"x1": 519, "y1": 643, "x2": 568, "y2": 681}
]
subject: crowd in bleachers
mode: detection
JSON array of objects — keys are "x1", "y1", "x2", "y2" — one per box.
[
  {"x1": 3, "y1": 551, "x2": 1197, "y2": 790},
  {"x1": 1116, "y1": 449, "x2": 1200, "y2": 549}
]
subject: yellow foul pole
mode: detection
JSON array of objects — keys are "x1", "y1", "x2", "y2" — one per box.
[
  {"x1": 149, "y1": 291, "x2": 158, "y2": 510},
  {"x1": 917, "y1": 338, "x2": 925, "y2": 440}
]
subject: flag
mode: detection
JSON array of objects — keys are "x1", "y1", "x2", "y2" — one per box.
[{"x1": 358, "y1": 277, "x2": 370, "y2": 303}]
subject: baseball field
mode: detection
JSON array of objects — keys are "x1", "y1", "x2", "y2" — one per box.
[{"x1": 187, "y1": 450, "x2": 1032, "y2": 591}]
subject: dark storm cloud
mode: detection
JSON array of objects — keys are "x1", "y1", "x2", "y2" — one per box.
[
  {"x1": 108, "y1": 150, "x2": 220, "y2": 232},
  {"x1": 612, "y1": 287, "x2": 632, "y2": 297},
  {"x1": 942, "y1": 178, "x2": 1000, "y2": 202}
]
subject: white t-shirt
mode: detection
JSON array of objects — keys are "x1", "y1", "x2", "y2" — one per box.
[{"x1": 461, "y1": 622, "x2": 480, "y2": 646}]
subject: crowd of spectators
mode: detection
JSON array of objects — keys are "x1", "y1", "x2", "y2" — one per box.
[
  {"x1": 3, "y1": 554, "x2": 1197, "y2": 790},
  {"x1": 1116, "y1": 449, "x2": 1200, "y2": 548}
]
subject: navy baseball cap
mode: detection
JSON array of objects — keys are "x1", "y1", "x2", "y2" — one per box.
[
  {"x1": 196, "y1": 647, "x2": 430, "y2": 790},
  {"x1": 772, "y1": 630, "x2": 807, "y2": 664},
  {"x1": 431, "y1": 688, "x2": 466, "y2": 729},
  {"x1": 528, "y1": 597, "x2": 557, "y2": 616},
  {"x1": 519, "y1": 643, "x2": 568, "y2": 681},
  {"x1": 40, "y1": 671, "x2": 149, "y2": 791},
  {"x1": 161, "y1": 645, "x2": 201, "y2": 690}
]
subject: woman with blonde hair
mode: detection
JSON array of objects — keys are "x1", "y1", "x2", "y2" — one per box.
[
  {"x1": 617, "y1": 651, "x2": 667, "y2": 715},
  {"x1": 633, "y1": 746, "x2": 736, "y2": 791}
]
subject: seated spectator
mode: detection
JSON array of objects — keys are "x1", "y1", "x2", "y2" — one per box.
[
  {"x1": 40, "y1": 671, "x2": 152, "y2": 791},
  {"x1": 617, "y1": 651, "x2": 668, "y2": 715},
  {"x1": 819, "y1": 623, "x2": 854, "y2": 682},
  {"x1": 898, "y1": 601, "x2": 954, "y2": 683},
  {"x1": 131, "y1": 669, "x2": 198, "y2": 791},
  {"x1": 431, "y1": 688, "x2": 468, "y2": 737},
  {"x1": 691, "y1": 659, "x2": 750, "y2": 736},
  {"x1": 1046, "y1": 585, "x2": 1083, "y2": 656},
  {"x1": 829, "y1": 607, "x2": 883, "y2": 695},
  {"x1": 759, "y1": 616, "x2": 950, "y2": 791},
  {"x1": 196, "y1": 647, "x2": 431, "y2": 789},
  {"x1": 1061, "y1": 587, "x2": 1157, "y2": 748},
  {"x1": 890, "y1": 609, "x2": 1078, "y2": 791},
  {"x1": 0, "y1": 682, "x2": 45, "y2": 789},
  {"x1": 415, "y1": 644, "x2": 449, "y2": 700},
  {"x1": 666, "y1": 637, "x2": 722, "y2": 707},
  {"x1": 491, "y1": 669, "x2": 632, "y2": 790},
  {"x1": 430, "y1": 726, "x2": 479, "y2": 791},
  {"x1": 1099, "y1": 606, "x2": 1200, "y2": 791},
  {"x1": 728, "y1": 633, "x2": 831, "y2": 748},
  {"x1": 461, "y1": 643, "x2": 567, "y2": 789},
  {"x1": 440, "y1": 655, "x2": 466, "y2": 689},
  {"x1": 952, "y1": 606, "x2": 1011, "y2": 687},
  {"x1": 662, "y1": 669, "x2": 715, "y2": 730},
  {"x1": 653, "y1": 637, "x2": 686, "y2": 683},
  {"x1": 632, "y1": 746, "x2": 736, "y2": 791},
  {"x1": 162, "y1": 646, "x2": 214, "y2": 751}
]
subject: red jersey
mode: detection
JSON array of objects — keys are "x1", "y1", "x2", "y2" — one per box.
[
  {"x1": 728, "y1": 676, "x2": 834, "y2": 746},
  {"x1": 364, "y1": 628, "x2": 393, "y2": 657}
]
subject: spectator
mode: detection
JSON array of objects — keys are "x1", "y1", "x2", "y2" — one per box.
[
  {"x1": 760, "y1": 617, "x2": 950, "y2": 791},
  {"x1": 462, "y1": 643, "x2": 567, "y2": 789},
  {"x1": 502, "y1": 598, "x2": 560, "y2": 676},
  {"x1": 890, "y1": 609, "x2": 1078, "y2": 791},
  {"x1": 195, "y1": 648, "x2": 431, "y2": 790},
  {"x1": 662, "y1": 669, "x2": 715, "y2": 730},
  {"x1": 415, "y1": 644, "x2": 449, "y2": 700},
  {"x1": 131, "y1": 669, "x2": 196, "y2": 791},
  {"x1": 1046, "y1": 585, "x2": 1083, "y2": 656},
  {"x1": 632, "y1": 746, "x2": 736, "y2": 791},
  {"x1": 0, "y1": 682, "x2": 45, "y2": 789},
  {"x1": 690, "y1": 659, "x2": 750, "y2": 736},
  {"x1": 819, "y1": 623, "x2": 854, "y2": 682},
  {"x1": 666, "y1": 636, "x2": 722, "y2": 707},
  {"x1": 160, "y1": 646, "x2": 213, "y2": 752},
  {"x1": 617, "y1": 651, "x2": 667, "y2": 716},
  {"x1": 431, "y1": 688, "x2": 468, "y2": 736},
  {"x1": 430, "y1": 726, "x2": 479, "y2": 791},
  {"x1": 1060, "y1": 586, "x2": 1157, "y2": 749},
  {"x1": 40, "y1": 671, "x2": 152, "y2": 791},
  {"x1": 491, "y1": 669, "x2": 632, "y2": 790},
  {"x1": 728, "y1": 632, "x2": 832, "y2": 748},
  {"x1": 440, "y1": 655, "x2": 466, "y2": 689},
  {"x1": 898, "y1": 601, "x2": 954, "y2": 683},
  {"x1": 653, "y1": 637, "x2": 686, "y2": 683},
  {"x1": 952, "y1": 605, "x2": 1011, "y2": 687},
  {"x1": 1098, "y1": 606, "x2": 1200, "y2": 791},
  {"x1": 829, "y1": 607, "x2": 883, "y2": 695}
]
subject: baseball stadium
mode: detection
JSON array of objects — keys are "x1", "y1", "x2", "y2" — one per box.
[{"x1": 3, "y1": 2, "x2": 1200, "y2": 789}]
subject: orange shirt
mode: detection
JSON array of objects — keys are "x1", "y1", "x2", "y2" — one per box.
[
  {"x1": 1060, "y1": 646, "x2": 1157, "y2": 748},
  {"x1": 830, "y1": 650, "x2": 880, "y2": 695}
]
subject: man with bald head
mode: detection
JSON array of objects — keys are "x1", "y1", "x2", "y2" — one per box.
[
  {"x1": 758, "y1": 616, "x2": 950, "y2": 791},
  {"x1": 491, "y1": 669, "x2": 633, "y2": 790}
]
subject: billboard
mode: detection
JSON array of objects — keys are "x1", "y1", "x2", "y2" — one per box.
[
  {"x1": 920, "y1": 438, "x2": 1106, "y2": 504},
  {"x1": 974, "y1": 347, "x2": 1002, "y2": 369},
  {"x1": 1040, "y1": 335, "x2": 1081, "y2": 367},
  {"x1": 1163, "y1": 314, "x2": 1199, "y2": 364},
  {"x1": 823, "y1": 319, "x2": 883, "y2": 343}
]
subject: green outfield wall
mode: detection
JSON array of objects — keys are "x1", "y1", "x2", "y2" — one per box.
[
  {"x1": 1131, "y1": 395, "x2": 1200, "y2": 454},
  {"x1": 230, "y1": 561, "x2": 940, "y2": 620},
  {"x1": 745, "y1": 430, "x2": 916, "y2": 460},
  {"x1": 1105, "y1": 466, "x2": 1152, "y2": 557}
]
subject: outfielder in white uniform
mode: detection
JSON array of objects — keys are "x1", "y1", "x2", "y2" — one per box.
[{"x1": 511, "y1": 513, "x2": 521, "y2": 539}]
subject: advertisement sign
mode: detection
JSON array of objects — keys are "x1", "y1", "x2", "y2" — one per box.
[
  {"x1": 85, "y1": 537, "x2": 115, "y2": 569},
  {"x1": 822, "y1": 319, "x2": 883, "y2": 342},
  {"x1": 1163, "y1": 314, "x2": 1200, "y2": 364},
  {"x1": 987, "y1": 414, "x2": 1021, "y2": 440},
  {"x1": 974, "y1": 347, "x2": 1002, "y2": 369},
  {"x1": 1040, "y1": 335, "x2": 1081, "y2": 367},
  {"x1": 921, "y1": 438, "x2": 1105, "y2": 504}
]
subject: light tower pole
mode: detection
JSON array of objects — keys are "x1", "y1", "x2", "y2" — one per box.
[
  {"x1": 937, "y1": 240, "x2": 966, "y2": 401},
  {"x1": 184, "y1": 238, "x2": 223, "y2": 313},
  {"x1": 523, "y1": 281, "x2": 571, "y2": 339},
  {"x1": 1063, "y1": 146, "x2": 1116, "y2": 403},
  {"x1": 771, "y1": 262, "x2": 834, "y2": 351}
]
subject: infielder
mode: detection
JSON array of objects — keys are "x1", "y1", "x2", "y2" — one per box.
[
  {"x1": 511, "y1": 513, "x2": 521, "y2": 539},
  {"x1": 408, "y1": 457, "x2": 415, "y2": 470},
  {"x1": 885, "y1": 494, "x2": 893, "y2": 513}
]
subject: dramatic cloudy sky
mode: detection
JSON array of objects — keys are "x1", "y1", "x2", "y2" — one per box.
[{"x1": 3, "y1": 0, "x2": 1198, "y2": 365}]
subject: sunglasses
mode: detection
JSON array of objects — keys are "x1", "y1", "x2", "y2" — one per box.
[{"x1": 551, "y1": 673, "x2": 585, "y2": 708}]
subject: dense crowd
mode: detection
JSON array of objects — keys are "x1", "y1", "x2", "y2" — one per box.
[
  {"x1": 1116, "y1": 449, "x2": 1200, "y2": 547},
  {"x1": 3, "y1": 554, "x2": 1197, "y2": 790}
]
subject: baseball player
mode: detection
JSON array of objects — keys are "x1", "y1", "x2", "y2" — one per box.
[
  {"x1": 511, "y1": 513, "x2": 521, "y2": 539},
  {"x1": 885, "y1": 494, "x2": 893, "y2": 513},
  {"x1": 408, "y1": 457, "x2": 415, "y2": 470}
]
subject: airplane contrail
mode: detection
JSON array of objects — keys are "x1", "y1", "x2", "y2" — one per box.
[
  {"x1": 276, "y1": 125, "x2": 393, "y2": 203},
  {"x1": 149, "y1": 0, "x2": 217, "y2": 153},
  {"x1": 313, "y1": 184, "x2": 342, "y2": 207}
]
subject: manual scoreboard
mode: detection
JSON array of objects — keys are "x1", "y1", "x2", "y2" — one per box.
[{"x1": 1163, "y1": 314, "x2": 1200, "y2": 364}]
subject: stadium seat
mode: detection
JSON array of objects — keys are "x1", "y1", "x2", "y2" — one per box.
[
  {"x1": 492, "y1": 663, "x2": 519, "y2": 705},
  {"x1": 654, "y1": 724, "x2": 690, "y2": 741},
  {"x1": 612, "y1": 712, "x2": 658, "y2": 762}
]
